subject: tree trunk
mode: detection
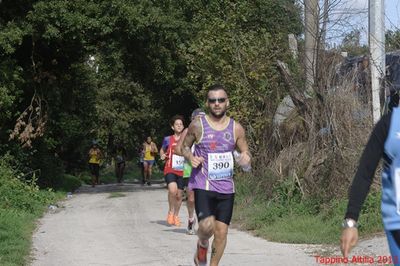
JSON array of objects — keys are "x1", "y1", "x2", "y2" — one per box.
[{"x1": 304, "y1": 0, "x2": 319, "y2": 97}]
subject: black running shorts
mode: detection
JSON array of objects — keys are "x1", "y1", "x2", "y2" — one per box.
[
  {"x1": 89, "y1": 163, "x2": 99, "y2": 177},
  {"x1": 194, "y1": 189, "x2": 235, "y2": 225},
  {"x1": 182, "y1": 178, "x2": 189, "y2": 189},
  {"x1": 164, "y1": 173, "x2": 184, "y2": 190}
]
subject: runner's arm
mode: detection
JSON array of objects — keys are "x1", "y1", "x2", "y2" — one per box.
[
  {"x1": 159, "y1": 137, "x2": 169, "y2": 160},
  {"x1": 182, "y1": 118, "x2": 204, "y2": 167},
  {"x1": 174, "y1": 128, "x2": 188, "y2": 156},
  {"x1": 345, "y1": 112, "x2": 391, "y2": 221},
  {"x1": 235, "y1": 122, "x2": 251, "y2": 164}
]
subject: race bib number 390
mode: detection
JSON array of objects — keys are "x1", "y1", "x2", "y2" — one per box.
[
  {"x1": 208, "y1": 152, "x2": 234, "y2": 180},
  {"x1": 172, "y1": 154, "x2": 184, "y2": 170}
]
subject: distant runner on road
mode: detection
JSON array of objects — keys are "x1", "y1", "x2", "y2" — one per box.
[
  {"x1": 181, "y1": 84, "x2": 251, "y2": 266},
  {"x1": 175, "y1": 108, "x2": 206, "y2": 235},
  {"x1": 160, "y1": 115, "x2": 185, "y2": 227},
  {"x1": 88, "y1": 140, "x2": 103, "y2": 187},
  {"x1": 114, "y1": 144, "x2": 127, "y2": 184},
  {"x1": 142, "y1": 136, "x2": 158, "y2": 186}
]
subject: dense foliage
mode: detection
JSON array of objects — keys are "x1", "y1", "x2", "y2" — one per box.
[{"x1": 0, "y1": 0, "x2": 301, "y2": 186}]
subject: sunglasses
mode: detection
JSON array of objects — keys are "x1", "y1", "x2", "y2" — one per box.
[{"x1": 208, "y1": 98, "x2": 227, "y2": 104}]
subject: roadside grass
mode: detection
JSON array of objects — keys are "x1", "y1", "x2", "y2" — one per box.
[
  {"x1": 0, "y1": 156, "x2": 77, "y2": 265},
  {"x1": 233, "y1": 176, "x2": 382, "y2": 244},
  {"x1": 0, "y1": 210, "x2": 34, "y2": 266},
  {"x1": 0, "y1": 191, "x2": 65, "y2": 266},
  {"x1": 108, "y1": 192, "x2": 126, "y2": 198}
]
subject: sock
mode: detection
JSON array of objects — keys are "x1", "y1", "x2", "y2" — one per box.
[{"x1": 199, "y1": 239, "x2": 209, "y2": 248}]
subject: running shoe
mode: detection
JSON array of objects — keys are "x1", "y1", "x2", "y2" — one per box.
[
  {"x1": 194, "y1": 241, "x2": 208, "y2": 266},
  {"x1": 174, "y1": 216, "x2": 181, "y2": 227},
  {"x1": 187, "y1": 219, "x2": 196, "y2": 235},
  {"x1": 146, "y1": 181, "x2": 151, "y2": 186},
  {"x1": 167, "y1": 213, "x2": 174, "y2": 225}
]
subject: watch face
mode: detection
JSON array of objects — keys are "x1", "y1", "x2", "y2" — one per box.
[{"x1": 343, "y1": 219, "x2": 356, "y2": 228}]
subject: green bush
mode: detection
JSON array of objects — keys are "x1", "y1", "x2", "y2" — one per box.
[
  {"x1": 0, "y1": 156, "x2": 56, "y2": 215},
  {"x1": 0, "y1": 209, "x2": 35, "y2": 266},
  {"x1": 0, "y1": 155, "x2": 62, "y2": 265},
  {"x1": 50, "y1": 174, "x2": 82, "y2": 192}
]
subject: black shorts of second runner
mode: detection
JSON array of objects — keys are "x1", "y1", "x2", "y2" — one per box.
[
  {"x1": 164, "y1": 173, "x2": 184, "y2": 190},
  {"x1": 89, "y1": 163, "x2": 100, "y2": 177},
  {"x1": 182, "y1": 178, "x2": 190, "y2": 189},
  {"x1": 194, "y1": 189, "x2": 235, "y2": 225}
]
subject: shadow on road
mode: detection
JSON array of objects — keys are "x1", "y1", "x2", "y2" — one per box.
[
  {"x1": 153, "y1": 220, "x2": 170, "y2": 227},
  {"x1": 163, "y1": 228, "x2": 188, "y2": 234},
  {"x1": 75, "y1": 181, "x2": 167, "y2": 194}
]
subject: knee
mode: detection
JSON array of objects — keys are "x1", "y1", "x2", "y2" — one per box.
[
  {"x1": 213, "y1": 223, "x2": 228, "y2": 241},
  {"x1": 168, "y1": 187, "x2": 177, "y2": 195},
  {"x1": 198, "y1": 216, "x2": 215, "y2": 237},
  {"x1": 176, "y1": 192, "x2": 183, "y2": 202}
]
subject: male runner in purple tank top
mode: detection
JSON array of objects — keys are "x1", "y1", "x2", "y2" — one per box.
[{"x1": 182, "y1": 84, "x2": 251, "y2": 266}]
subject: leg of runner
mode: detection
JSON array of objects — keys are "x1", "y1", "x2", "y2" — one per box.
[
  {"x1": 210, "y1": 221, "x2": 228, "y2": 266},
  {"x1": 174, "y1": 188, "x2": 183, "y2": 226},
  {"x1": 147, "y1": 163, "x2": 152, "y2": 186},
  {"x1": 195, "y1": 216, "x2": 215, "y2": 266},
  {"x1": 166, "y1": 181, "x2": 178, "y2": 225},
  {"x1": 120, "y1": 162, "x2": 125, "y2": 182},
  {"x1": 95, "y1": 164, "x2": 100, "y2": 185},
  {"x1": 140, "y1": 162, "x2": 145, "y2": 184},
  {"x1": 187, "y1": 189, "x2": 196, "y2": 234},
  {"x1": 115, "y1": 163, "x2": 120, "y2": 183},
  {"x1": 91, "y1": 175, "x2": 96, "y2": 187},
  {"x1": 143, "y1": 162, "x2": 149, "y2": 185}
]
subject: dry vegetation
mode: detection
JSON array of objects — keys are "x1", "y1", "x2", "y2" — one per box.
[{"x1": 253, "y1": 54, "x2": 378, "y2": 202}]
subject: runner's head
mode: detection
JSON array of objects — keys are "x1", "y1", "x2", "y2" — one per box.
[
  {"x1": 206, "y1": 84, "x2": 229, "y2": 119},
  {"x1": 146, "y1": 136, "x2": 152, "y2": 144},
  {"x1": 91, "y1": 140, "x2": 98, "y2": 148},
  {"x1": 191, "y1": 108, "x2": 205, "y2": 121},
  {"x1": 170, "y1": 115, "x2": 184, "y2": 134}
]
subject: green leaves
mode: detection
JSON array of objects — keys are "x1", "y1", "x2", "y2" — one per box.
[
  {"x1": 0, "y1": 0, "x2": 302, "y2": 183},
  {"x1": 0, "y1": 21, "x2": 27, "y2": 54}
]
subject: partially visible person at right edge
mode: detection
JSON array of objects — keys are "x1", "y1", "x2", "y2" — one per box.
[
  {"x1": 182, "y1": 84, "x2": 251, "y2": 266},
  {"x1": 341, "y1": 107, "x2": 400, "y2": 265}
]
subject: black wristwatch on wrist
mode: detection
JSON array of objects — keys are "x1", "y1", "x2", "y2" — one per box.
[{"x1": 342, "y1": 218, "x2": 358, "y2": 229}]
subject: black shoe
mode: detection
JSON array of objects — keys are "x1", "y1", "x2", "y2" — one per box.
[{"x1": 147, "y1": 181, "x2": 151, "y2": 186}]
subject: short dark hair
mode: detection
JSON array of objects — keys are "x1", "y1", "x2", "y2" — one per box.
[
  {"x1": 207, "y1": 84, "x2": 227, "y2": 98},
  {"x1": 170, "y1": 115, "x2": 184, "y2": 126}
]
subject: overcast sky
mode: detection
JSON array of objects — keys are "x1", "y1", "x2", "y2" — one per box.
[{"x1": 323, "y1": 0, "x2": 400, "y2": 46}]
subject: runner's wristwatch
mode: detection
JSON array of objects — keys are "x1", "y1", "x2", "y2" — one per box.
[{"x1": 342, "y1": 218, "x2": 358, "y2": 228}]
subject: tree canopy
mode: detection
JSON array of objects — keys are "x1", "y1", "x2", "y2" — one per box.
[{"x1": 0, "y1": 0, "x2": 301, "y2": 184}]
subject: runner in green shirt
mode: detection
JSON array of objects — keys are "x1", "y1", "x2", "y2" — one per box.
[{"x1": 175, "y1": 108, "x2": 205, "y2": 234}]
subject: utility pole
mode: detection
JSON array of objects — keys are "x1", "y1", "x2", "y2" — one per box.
[
  {"x1": 304, "y1": 0, "x2": 319, "y2": 98},
  {"x1": 369, "y1": 0, "x2": 385, "y2": 124}
]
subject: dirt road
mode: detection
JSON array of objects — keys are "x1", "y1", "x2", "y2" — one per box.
[{"x1": 30, "y1": 183, "x2": 389, "y2": 266}]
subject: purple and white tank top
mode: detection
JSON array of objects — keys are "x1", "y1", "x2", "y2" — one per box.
[{"x1": 189, "y1": 115, "x2": 236, "y2": 194}]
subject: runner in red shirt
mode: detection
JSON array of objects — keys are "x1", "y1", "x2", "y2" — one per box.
[{"x1": 160, "y1": 115, "x2": 185, "y2": 227}]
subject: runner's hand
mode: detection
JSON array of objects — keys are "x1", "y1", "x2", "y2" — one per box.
[
  {"x1": 160, "y1": 154, "x2": 167, "y2": 161},
  {"x1": 191, "y1": 156, "x2": 204, "y2": 168},
  {"x1": 237, "y1": 152, "x2": 251, "y2": 167},
  {"x1": 340, "y1": 227, "x2": 358, "y2": 257}
]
